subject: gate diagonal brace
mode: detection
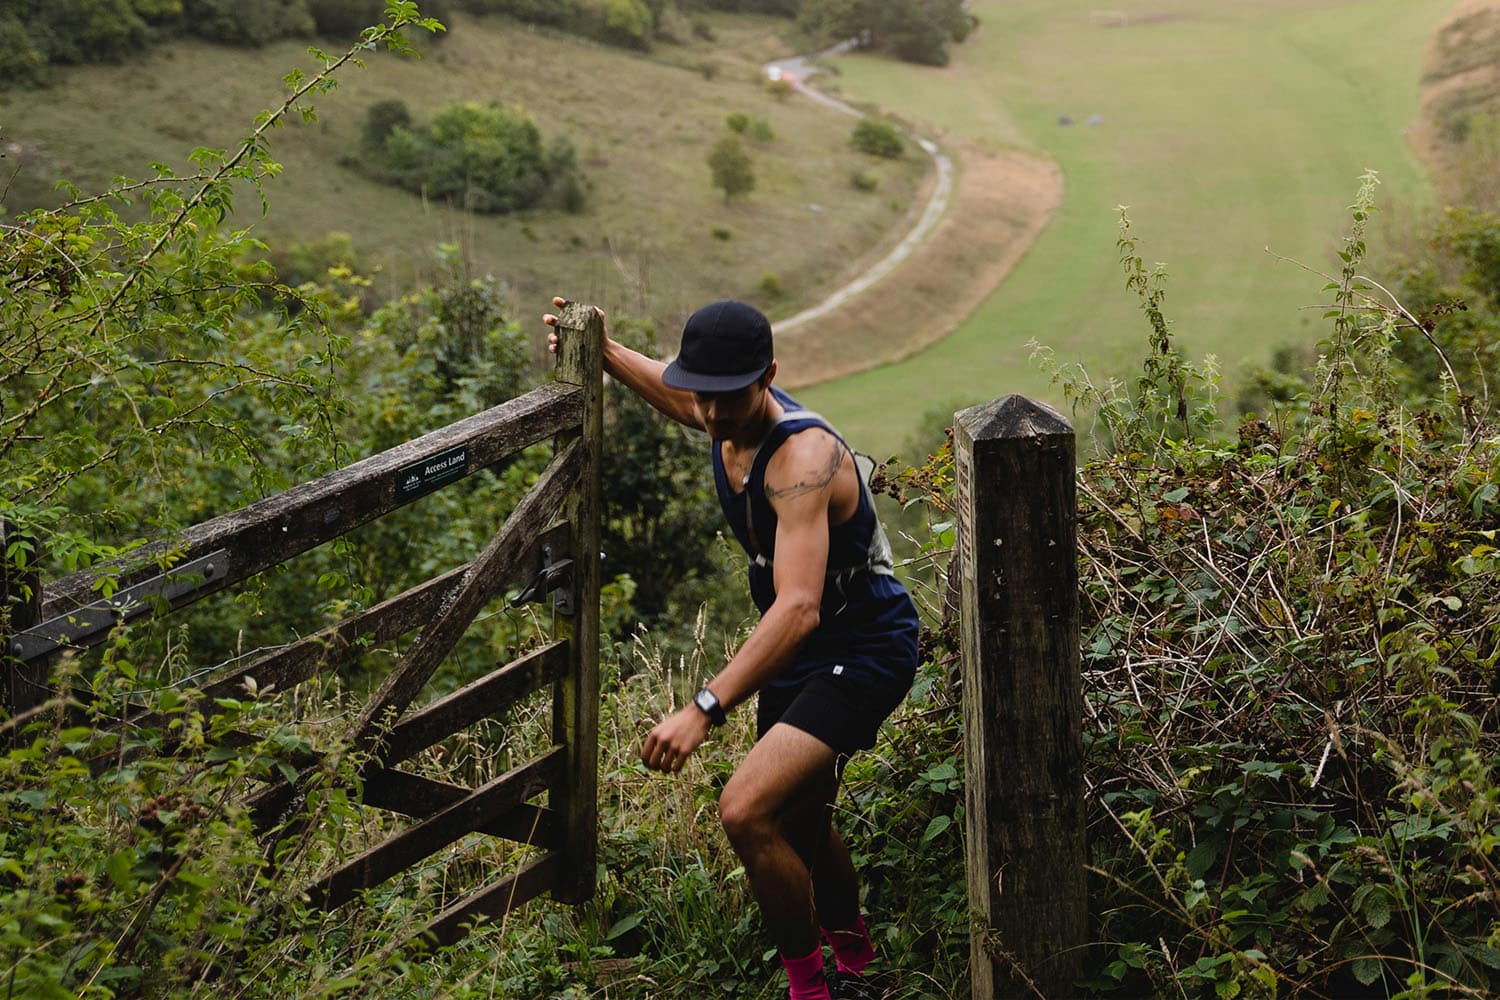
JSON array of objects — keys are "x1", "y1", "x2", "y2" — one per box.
[{"x1": 510, "y1": 545, "x2": 574, "y2": 615}]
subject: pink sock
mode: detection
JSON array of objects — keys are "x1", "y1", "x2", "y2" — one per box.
[
  {"x1": 822, "y1": 913, "x2": 875, "y2": 974},
  {"x1": 780, "y1": 944, "x2": 832, "y2": 1000}
]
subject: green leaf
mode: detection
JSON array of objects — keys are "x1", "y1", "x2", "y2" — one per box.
[
  {"x1": 921, "y1": 762, "x2": 958, "y2": 783},
  {"x1": 106, "y1": 849, "x2": 137, "y2": 889},
  {"x1": 922, "y1": 815, "x2": 952, "y2": 843},
  {"x1": 605, "y1": 913, "x2": 642, "y2": 941},
  {"x1": 1185, "y1": 841, "x2": 1218, "y2": 878},
  {"x1": 1364, "y1": 890, "x2": 1391, "y2": 929},
  {"x1": 1163, "y1": 487, "x2": 1190, "y2": 502},
  {"x1": 1351, "y1": 956, "x2": 1382, "y2": 987}
]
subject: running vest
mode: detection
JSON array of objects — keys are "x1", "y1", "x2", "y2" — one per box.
[{"x1": 710, "y1": 387, "x2": 920, "y2": 689}]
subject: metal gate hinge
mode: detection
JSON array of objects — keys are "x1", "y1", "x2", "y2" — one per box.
[{"x1": 511, "y1": 547, "x2": 575, "y2": 615}]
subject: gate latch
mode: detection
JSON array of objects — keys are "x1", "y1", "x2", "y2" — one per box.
[{"x1": 511, "y1": 546, "x2": 575, "y2": 615}]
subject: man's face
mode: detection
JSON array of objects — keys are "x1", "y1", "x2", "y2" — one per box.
[{"x1": 693, "y1": 380, "x2": 765, "y2": 441}]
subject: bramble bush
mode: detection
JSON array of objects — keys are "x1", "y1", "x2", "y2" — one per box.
[{"x1": 1022, "y1": 175, "x2": 1499, "y2": 997}]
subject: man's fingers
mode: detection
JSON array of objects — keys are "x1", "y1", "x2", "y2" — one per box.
[{"x1": 552, "y1": 296, "x2": 567, "y2": 307}]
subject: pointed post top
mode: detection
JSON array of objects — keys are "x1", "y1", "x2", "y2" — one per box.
[{"x1": 956, "y1": 394, "x2": 1071, "y2": 442}]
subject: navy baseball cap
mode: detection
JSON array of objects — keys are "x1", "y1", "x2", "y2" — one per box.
[{"x1": 661, "y1": 300, "x2": 774, "y2": 393}]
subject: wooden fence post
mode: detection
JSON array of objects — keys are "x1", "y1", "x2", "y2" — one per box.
[
  {"x1": 549, "y1": 302, "x2": 604, "y2": 905},
  {"x1": 1, "y1": 520, "x2": 44, "y2": 717},
  {"x1": 954, "y1": 395, "x2": 1087, "y2": 998}
]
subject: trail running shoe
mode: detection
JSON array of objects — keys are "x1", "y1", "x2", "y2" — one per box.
[{"x1": 827, "y1": 970, "x2": 887, "y2": 1000}]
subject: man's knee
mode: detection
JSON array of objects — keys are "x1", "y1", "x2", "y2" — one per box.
[{"x1": 718, "y1": 786, "x2": 774, "y2": 853}]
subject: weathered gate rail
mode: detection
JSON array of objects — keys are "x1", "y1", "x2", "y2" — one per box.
[{"x1": 1, "y1": 303, "x2": 605, "y2": 948}]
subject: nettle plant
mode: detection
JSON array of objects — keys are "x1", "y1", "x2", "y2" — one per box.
[{"x1": 1032, "y1": 176, "x2": 1498, "y2": 998}]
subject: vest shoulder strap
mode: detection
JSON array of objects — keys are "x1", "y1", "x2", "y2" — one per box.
[{"x1": 743, "y1": 409, "x2": 894, "y2": 578}]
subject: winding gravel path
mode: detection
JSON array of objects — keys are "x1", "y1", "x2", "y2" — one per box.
[{"x1": 762, "y1": 47, "x2": 955, "y2": 335}]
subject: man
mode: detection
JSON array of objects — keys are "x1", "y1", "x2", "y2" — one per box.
[{"x1": 543, "y1": 298, "x2": 919, "y2": 1000}]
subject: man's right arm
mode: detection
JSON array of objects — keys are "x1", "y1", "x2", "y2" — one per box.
[{"x1": 544, "y1": 299, "x2": 704, "y2": 431}]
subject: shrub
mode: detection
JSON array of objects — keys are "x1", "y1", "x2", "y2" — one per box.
[
  {"x1": 652, "y1": 0, "x2": 692, "y2": 43},
  {"x1": 850, "y1": 168, "x2": 878, "y2": 192},
  {"x1": 851, "y1": 117, "x2": 903, "y2": 158},
  {"x1": 361, "y1": 97, "x2": 413, "y2": 153},
  {"x1": 706, "y1": 134, "x2": 754, "y2": 202},
  {"x1": 182, "y1": 0, "x2": 315, "y2": 45},
  {"x1": 758, "y1": 271, "x2": 782, "y2": 297},
  {"x1": 696, "y1": 56, "x2": 720, "y2": 80},
  {"x1": 602, "y1": 0, "x2": 652, "y2": 49},
  {"x1": 353, "y1": 100, "x2": 587, "y2": 215},
  {"x1": 711, "y1": 226, "x2": 732, "y2": 240},
  {"x1": 725, "y1": 111, "x2": 750, "y2": 133},
  {"x1": 764, "y1": 77, "x2": 793, "y2": 101},
  {"x1": 306, "y1": 0, "x2": 386, "y2": 37},
  {"x1": 748, "y1": 117, "x2": 774, "y2": 142},
  {"x1": 0, "y1": 15, "x2": 49, "y2": 87}
]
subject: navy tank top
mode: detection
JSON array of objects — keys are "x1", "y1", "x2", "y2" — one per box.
[{"x1": 711, "y1": 387, "x2": 920, "y2": 689}]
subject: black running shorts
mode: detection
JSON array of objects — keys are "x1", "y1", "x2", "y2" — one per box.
[{"x1": 755, "y1": 667, "x2": 912, "y2": 759}]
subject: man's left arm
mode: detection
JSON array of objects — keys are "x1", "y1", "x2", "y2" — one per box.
[{"x1": 639, "y1": 429, "x2": 843, "y2": 773}]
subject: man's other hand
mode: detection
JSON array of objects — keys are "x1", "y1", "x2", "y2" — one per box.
[{"x1": 641, "y1": 705, "x2": 711, "y2": 774}]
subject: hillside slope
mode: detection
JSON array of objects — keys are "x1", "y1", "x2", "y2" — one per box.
[
  {"x1": 802, "y1": 0, "x2": 1453, "y2": 457},
  {"x1": 1414, "y1": 0, "x2": 1500, "y2": 203},
  {"x1": 0, "y1": 11, "x2": 927, "y2": 336}
]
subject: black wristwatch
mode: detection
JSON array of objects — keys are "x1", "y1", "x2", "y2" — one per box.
[{"x1": 692, "y1": 687, "x2": 727, "y2": 727}]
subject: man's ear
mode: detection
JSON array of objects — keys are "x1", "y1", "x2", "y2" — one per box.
[{"x1": 761, "y1": 361, "x2": 778, "y2": 388}]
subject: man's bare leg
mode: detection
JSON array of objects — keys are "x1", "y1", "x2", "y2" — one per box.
[
  {"x1": 718, "y1": 723, "x2": 839, "y2": 958},
  {"x1": 810, "y1": 825, "x2": 859, "y2": 928}
]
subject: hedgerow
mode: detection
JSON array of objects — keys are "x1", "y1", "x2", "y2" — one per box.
[{"x1": 1026, "y1": 176, "x2": 1499, "y2": 998}]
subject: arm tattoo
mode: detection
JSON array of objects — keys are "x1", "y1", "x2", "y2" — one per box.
[{"x1": 765, "y1": 437, "x2": 843, "y2": 501}]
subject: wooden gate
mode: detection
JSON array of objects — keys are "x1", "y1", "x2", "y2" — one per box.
[{"x1": 1, "y1": 303, "x2": 605, "y2": 948}]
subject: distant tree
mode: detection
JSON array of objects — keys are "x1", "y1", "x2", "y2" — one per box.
[
  {"x1": 181, "y1": 0, "x2": 315, "y2": 45},
  {"x1": 0, "y1": 15, "x2": 48, "y2": 86},
  {"x1": 603, "y1": 0, "x2": 653, "y2": 48},
  {"x1": 21, "y1": 0, "x2": 150, "y2": 64},
  {"x1": 851, "y1": 117, "x2": 903, "y2": 158},
  {"x1": 799, "y1": 0, "x2": 971, "y2": 66},
  {"x1": 700, "y1": 0, "x2": 799, "y2": 15},
  {"x1": 707, "y1": 135, "x2": 755, "y2": 203}
]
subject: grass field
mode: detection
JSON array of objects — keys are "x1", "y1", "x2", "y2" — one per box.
[
  {"x1": 800, "y1": 0, "x2": 1456, "y2": 457},
  {"x1": 0, "y1": 11, "x2": 925, "y2": 339}
]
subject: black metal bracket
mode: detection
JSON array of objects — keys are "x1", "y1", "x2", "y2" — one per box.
[
  {"x1": 511, "y1": 545, "x2": 575, "y2": 615},
  {"x1": 9, "y1": 549, "x2": 231, "y2": 662}
]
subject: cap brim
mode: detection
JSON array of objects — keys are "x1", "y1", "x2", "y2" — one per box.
[{"x1": 661, "y1": 359, "x2": 769, "y2": 393}]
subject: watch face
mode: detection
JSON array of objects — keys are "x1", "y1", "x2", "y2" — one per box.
[{"x1": 693, "y1": 688, "x2": 722, "y2": 724}]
